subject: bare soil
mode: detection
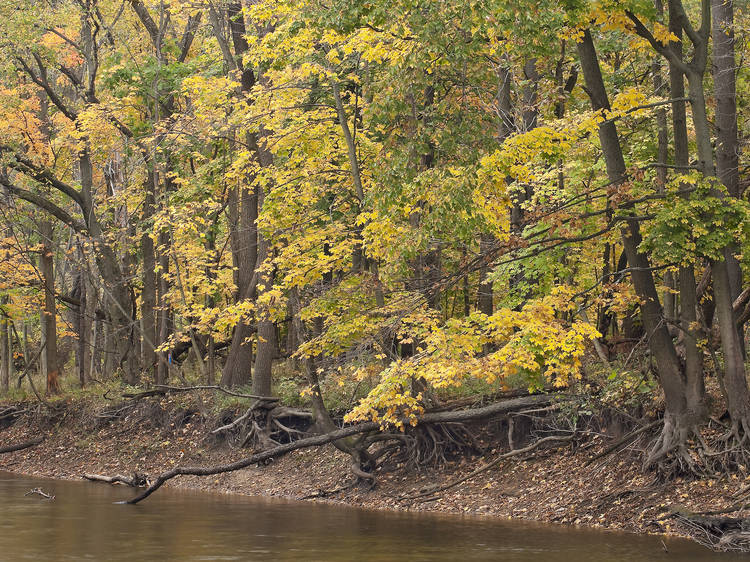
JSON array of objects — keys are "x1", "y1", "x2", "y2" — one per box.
[{"x1": 1, "y1": 394, "x2": 747, "y2": 541}]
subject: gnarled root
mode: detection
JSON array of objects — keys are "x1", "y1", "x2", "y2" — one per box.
[
  {"x1": 644, "y1": 413, "x2": 710, "y2": 478},
  {"x1": 707, "y1": 415, "x2": 750, "y2": 473}
]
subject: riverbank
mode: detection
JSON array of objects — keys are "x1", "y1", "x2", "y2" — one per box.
[{"x1": 0, "y1": 393, "x2": 746, "y2": 542}]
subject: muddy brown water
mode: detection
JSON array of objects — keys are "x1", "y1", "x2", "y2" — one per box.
[{"x1": 0, "y1": 471, "x2": 742, "y2": 561}]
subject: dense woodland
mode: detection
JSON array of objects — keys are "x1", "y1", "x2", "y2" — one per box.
[{"x1": 1, "y1": 0, "x2": 750, "y2": 513}]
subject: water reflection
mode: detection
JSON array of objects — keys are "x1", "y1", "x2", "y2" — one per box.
[{"x1": 0, "y1": 472, "x2": 741, "y2": 561}]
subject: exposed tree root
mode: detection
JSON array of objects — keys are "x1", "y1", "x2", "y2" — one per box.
[
  {"x1": 125, "y1": 420, "x2": 382, "y2": 504},
  {"x1": 124, "y1": 394, "x2": 557, "y2": 504},
  {"x1": 400, "y1": 433, "x2": 575, "y2": 501},
  {"x1": 666, "y1": 506, "x2": 750, "y2": 552},
  {"x1": 585, "y1": 420, "x2": 660, "y2": 466},
  {"x1": 642, "y1": 414, "x2": 713, "y2": 478}
]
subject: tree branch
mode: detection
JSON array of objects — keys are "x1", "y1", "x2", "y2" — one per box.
[
  {"x1": 0, "y1": 176, "x2": 84, "y2": 232},
  {"x1": 625, "y1": 11, "x2": 690, "y2": 75},
  {"x1": 15, "y1": 56, "x2": 78, "y2": 121}
]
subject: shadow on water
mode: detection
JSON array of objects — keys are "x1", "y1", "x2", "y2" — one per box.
[{"x1": 0, "y1": 471, "x2": 742, "y2": 561}]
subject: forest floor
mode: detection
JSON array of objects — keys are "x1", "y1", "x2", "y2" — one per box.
[{"x1": 0, "y1": 392, "x2": 747, "y2": 542}]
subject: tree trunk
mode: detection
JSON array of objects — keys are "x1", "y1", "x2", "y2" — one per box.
[
  {"x1": 1, "y1": 297, "x2": 9, "y2": 394},
  {"x1": 683, "y1": 27, "x2": 750, "y2": 430},
  {"x1": 220, "y1": 182, "x2": 258, "y2": 388},
  {"x1": 40, "y1": 220, "x2": 61, "y2": 395},
  {"x1": 156, "y1": 231, "x2": 170, "y2": 385},
  {"x1": 578, "y1": 29, "x2": 692, "y2": 462},
  {"x1": 141, "y1": 169, "x2": 158, "y2": 380},
  {"x1": 217, "y1": 3, "x2": 263, "y2": 388},
  {"x1": 668, "y1": 7, "x2": 705, "y2": 422},
  {"x1": 252, "y1": 150, "x2": 275, "y2": 396},
  {"x1": 712, "y1": 0, "x2": 744, "y2": 357},
  {"x1": 76, "y1": 265, "x2": 91, "y2": 388}
]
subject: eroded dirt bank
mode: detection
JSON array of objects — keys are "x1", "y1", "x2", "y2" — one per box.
[{"x1": 0, "y1": 395, "x2": 746, "y2": 543}]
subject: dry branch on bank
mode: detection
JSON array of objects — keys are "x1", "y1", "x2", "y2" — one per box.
[
  {"x1": 83, "y1": 472, "x2": 148, "y2": 487},
  {"x1": 0, "y1": 437, "x2": 43, "y2": 454},
  {"x1": 124, "y1": 393, "x2": 558, "y2": 504},
  {"x1": 122, "y1": 385, "x2": 278, "y2": 402}
]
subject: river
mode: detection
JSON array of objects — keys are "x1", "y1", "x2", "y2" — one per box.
[{"x1": 0, "y1": 472, "x2": 741, "y2": 561}]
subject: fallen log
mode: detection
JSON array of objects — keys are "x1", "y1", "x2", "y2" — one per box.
[
  {"x1": 125, "y1": 393, "x2": 557, "y2": 504},
  {"x1": 0, "y1": 437, "x2": 43, "y2": 454},
  {"x1": 83, "y1": 472, "x2": 148, "y2": 487}
]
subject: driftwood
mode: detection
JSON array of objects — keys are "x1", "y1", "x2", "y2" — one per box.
[
  {"x1": 83, "y1": 472, "x2": 148, "y2": 487},
  {"x1": 24, "y1": 487, "x2": 54, "y2": 500},
  {"x1": 0, "y1": 436, "x2": 43, "y2": 454},
  {"x1": 125, "y1": 393, "x2": 556, "y2": 504}
]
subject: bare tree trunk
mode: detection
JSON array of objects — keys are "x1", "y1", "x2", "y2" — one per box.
[
  {"x1": 156, "y1": 232, "x2": 170, "y2": 385},
  {"x1": 712, "y1": 0, "x2": 744, "y2": 357},
  {"x1": 651, "y1": 3, "x2": 676, "y2": 321},
  {"x1": 220, "y1": 183, "x2": 258, "y2": 388},
  {"x1": 478, "y1": 65, "x2": 513, "y2": 316},
  {"x1": 668, "y1": 4, "x2": 705, "y2": 421},
  {"x1": 252, "y1": 150, "x2": 275, "y2": 396},
  {"x1": 141, "y1": 170, "x2": 158, "y2": 379},
  {"x1": 76, "y1": 264, "x2": 91, "y2": 388},
  {"x1": 676, "y1": 4, "x2": 750, "y2": 430},
  {"x1": 217, "y1": 2, "x2": 262, "y2": 388},
  {"x1": 578, "y1": 29, "x2": 692, "y2": 463},
  {"x1": 1, "y1": 297, "x2": 9, "y2": 393},
  {"x1": 40, "y1": 220, "x2": 61, "y2": 395}
]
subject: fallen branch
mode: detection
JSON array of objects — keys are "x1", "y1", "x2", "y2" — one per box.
[
  {"x1": 123, "y1": 384, "x2": 279, "y2": 402},
  {"x1": 156, "y1": 385, "x2": 278, "y2": 402},
  {"x1": 0, "y1": 407, "x2": 32, "y2": 422},
  {"x1": 125, "y1": 393, "x2": 558, "y2": 504},
  {"x1": 400, "y1": 433, "x2": 575, "y2": 501},
  {"x1": 0, "y1": 436, "x2": 43, "y2": 454},
  {"x1": 83, "y1": 472, "x2": 148, "y2": 487}
]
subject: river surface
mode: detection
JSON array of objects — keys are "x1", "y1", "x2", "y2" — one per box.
[{"x1": 0, "y1": 471, "x2": 742, "y2": 561}]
